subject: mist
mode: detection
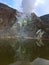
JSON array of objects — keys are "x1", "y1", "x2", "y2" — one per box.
[{"x1": 22, "y1": 0, "x2": 36, "y2": 15}]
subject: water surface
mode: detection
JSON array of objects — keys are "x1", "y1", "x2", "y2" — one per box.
[{"x1": 0, "y1": 38, "x2": 49, "y2": 65}]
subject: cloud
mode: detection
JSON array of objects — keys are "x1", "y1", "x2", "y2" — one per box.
[
  {"x1": 33, "y1": 0, "x2": 49, "y2": 16},
  {"x1": 35, "y1": 0, "x2": 45, "y2": 6}
]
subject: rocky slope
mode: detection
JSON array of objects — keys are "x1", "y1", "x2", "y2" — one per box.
[
  {"x1": 0, "y1": 3, "x2": 20, "y2": 31},
  {"x1": 22, "y1": 13, "x2": 49, "y2": 39},
  {"x1": 16, "y1": 13, "x2": 47, "y2": 39},
  {"x1": 40, "y1": 14, "x2": 49, "y2": 38}
]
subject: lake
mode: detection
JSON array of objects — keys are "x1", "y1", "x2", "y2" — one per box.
[{"x1": 0, "y1": 38, "x2": 49, "y2": 65}]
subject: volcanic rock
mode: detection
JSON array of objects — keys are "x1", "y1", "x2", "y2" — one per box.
[
  {"x1": 19, "y1": 13, "x2": 44, "y2": 38},
  {"x1": 40, "y1": 14, "x2": 49, "y2": 38},
  {"x1": 0, "y1": 3, "x2": 20, "y2": 30}
]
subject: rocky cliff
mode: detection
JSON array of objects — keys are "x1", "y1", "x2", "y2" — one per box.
[
  {"x1": 0, "y1": 3, "x2": 49, "y2": 39},
  {"x1": 0, "y1": 3, "x2": 19, "y2": 30}
]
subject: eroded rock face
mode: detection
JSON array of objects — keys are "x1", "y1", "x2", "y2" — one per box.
[
  {"x1": 25, "y1": 13, "x2": 49, "y2": 39},
  {"x1": 0, "y1": 3, "x2": 49, "y2": 39},
  {"x1": 17, "y1": 13, "x2": 44, "y2": 38},
  {"x1": 25, "y1": 13, "x2": 43, "y2": 38},
  {"x1": 40, "y1": 14, "x2": 49, "y2": 38},
  {"x1": 0, "y1": 3, "x2": 19, "y2": 30}
]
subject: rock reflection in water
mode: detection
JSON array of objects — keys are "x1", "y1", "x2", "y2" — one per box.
[
  {"x1": 0, "y1": 38, "x2": 49, "y2": 65},
  {"x1": 9, "y1": 58, "x2": 49, "y2": 65},
  {"x1": 0, "y1": 39, "x2": 19, "y2": 65},
  {"x1": 9, "y1": 39, "x2": 49, "y2": 65},
  {"x1": 16, "y1": 39, "x2": 49, "y2": 61}
]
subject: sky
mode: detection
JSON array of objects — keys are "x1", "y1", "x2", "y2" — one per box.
[{"x1": 0, "y1": 0, "x2": 49, "y2": 16}]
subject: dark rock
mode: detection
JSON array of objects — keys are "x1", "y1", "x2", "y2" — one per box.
[
  {"x1": 40, "y1": 14, "x2": 49, "y2": 32},
  {"x1": 25, "y1": 13, "x2": 49, "y2": 39},
  {"x1": 39, "y1": 14, "x2": 49, "y2": 38}
]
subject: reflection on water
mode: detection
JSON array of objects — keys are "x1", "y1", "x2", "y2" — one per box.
[{"x1": 0, "y1": 38, "x2": 49, "y2": 65}]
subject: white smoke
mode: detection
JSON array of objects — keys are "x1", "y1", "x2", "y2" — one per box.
[{"x1": 22, "y1": 0, "x2": 36, "y2": 15}]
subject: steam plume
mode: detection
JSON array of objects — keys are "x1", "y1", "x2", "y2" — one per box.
[{"x1": 22, "y1": 0, "x2": 36, "y2": 15}]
